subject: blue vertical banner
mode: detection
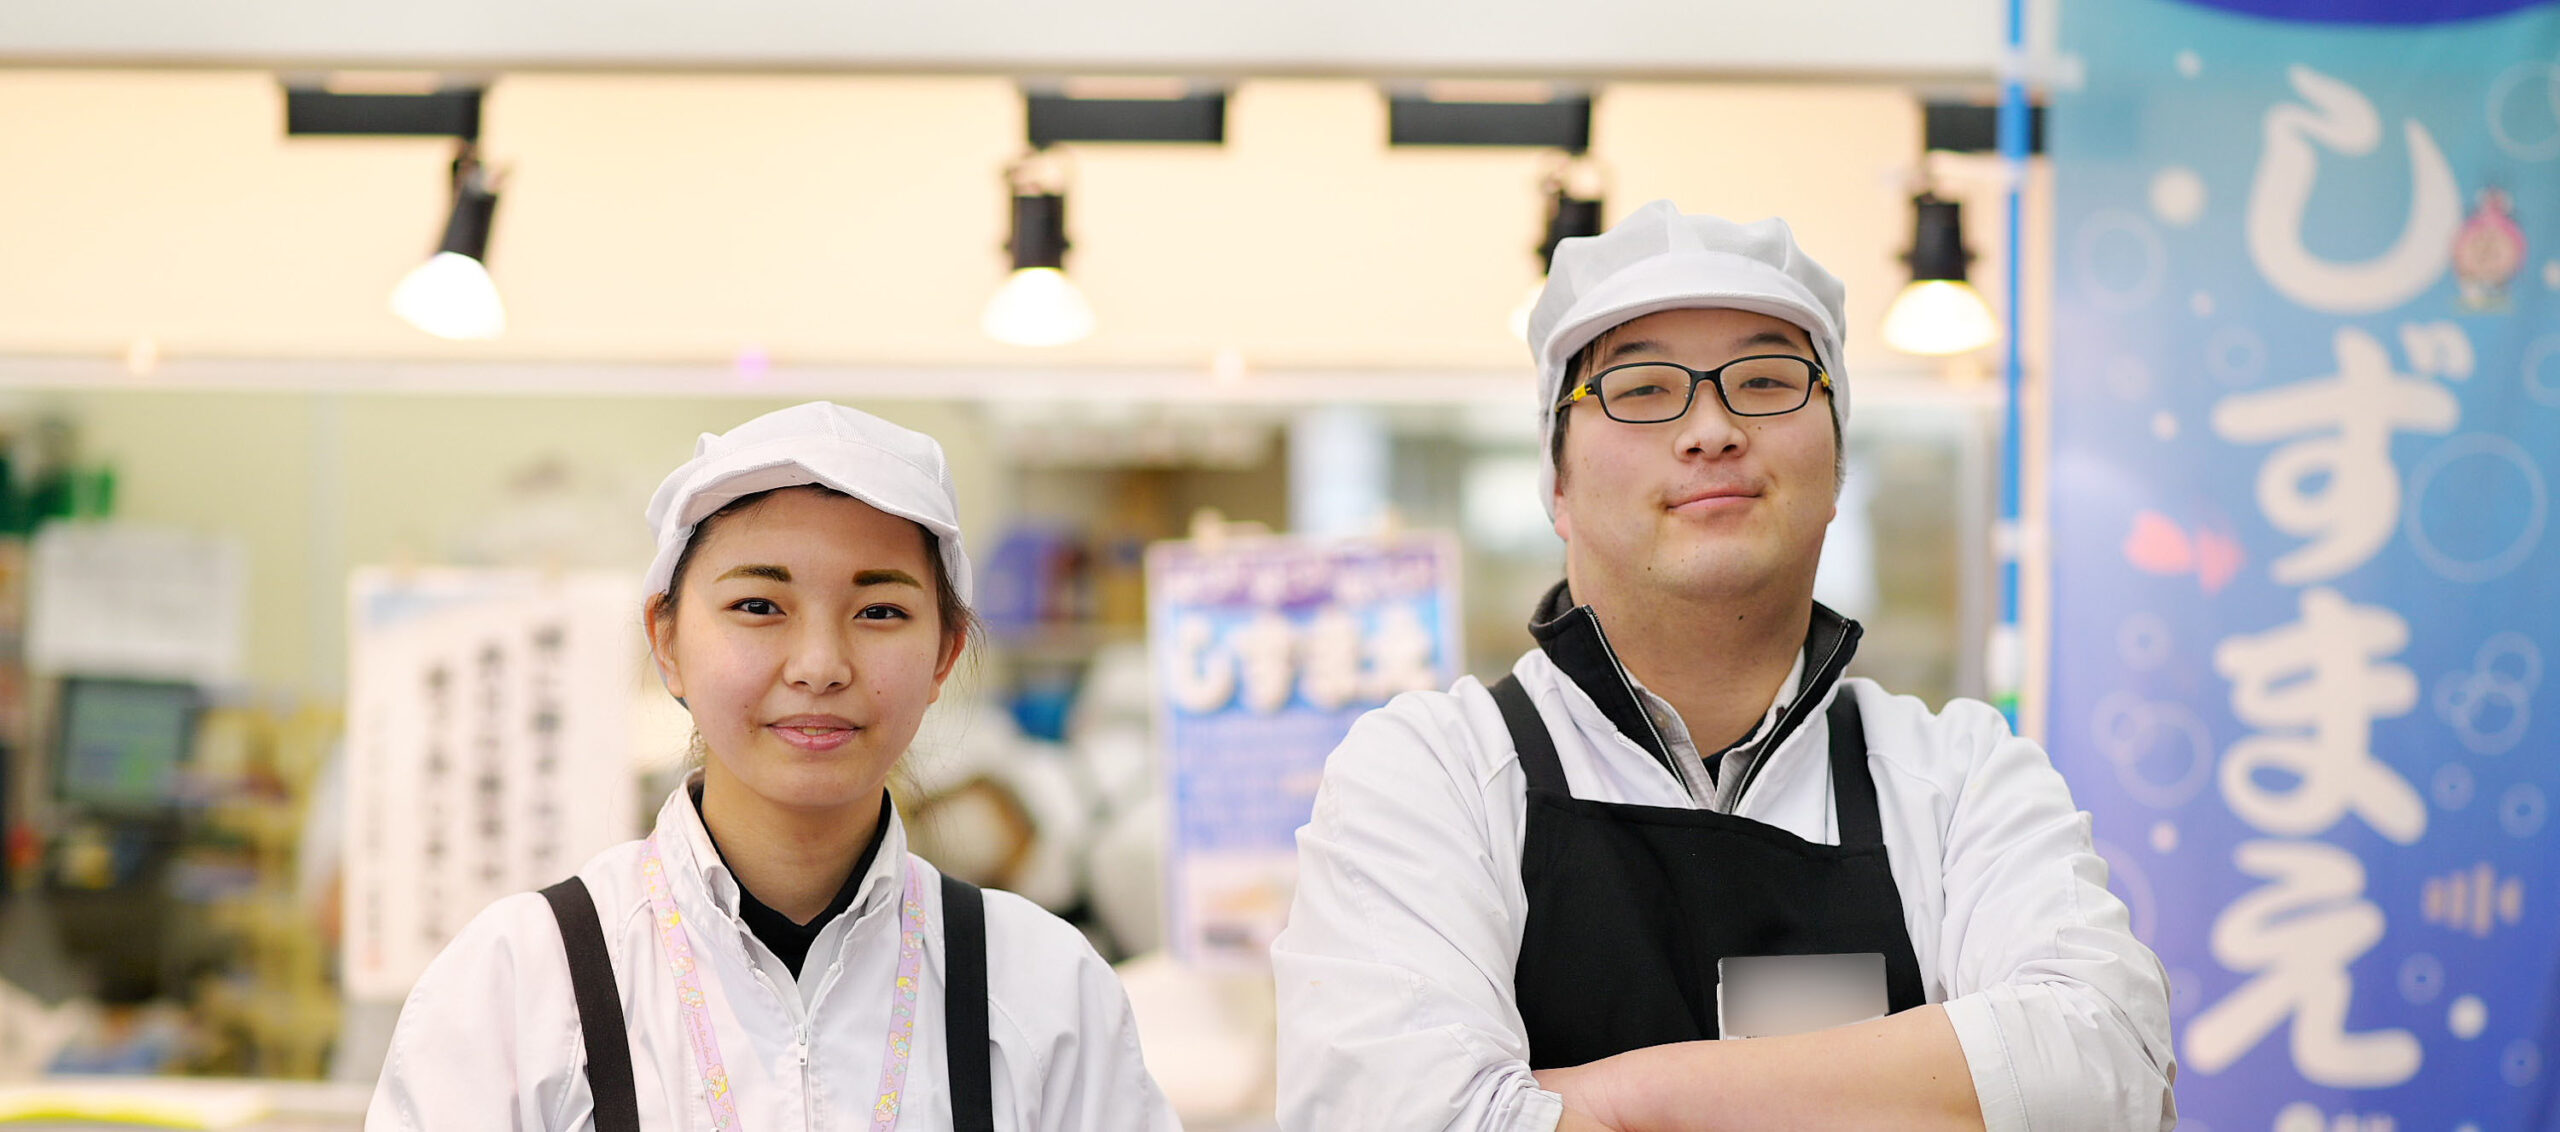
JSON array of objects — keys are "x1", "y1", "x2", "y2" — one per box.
[
  {"x1": 2052, "y1": 2, "x2": 2560, "y2": 1128},
  {"x1": 1147, "y1": 532, "x2": 1459, "y2": 967}
]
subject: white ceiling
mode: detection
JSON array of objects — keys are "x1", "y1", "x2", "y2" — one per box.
[{"x1": 1, "y1": 0, "x2": 2029, "y2": 82}]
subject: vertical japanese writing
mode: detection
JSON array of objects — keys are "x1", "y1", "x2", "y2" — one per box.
[
  {"x1": 419, "y1": 664, "x2": 452, "y2": 946},
  {"x1": 2211, "y1": 328, "x2": 2458, "y2": 585},
  {"x1": 2190, "y1": 66, "x2": 2461, "y2": 1091},
  {"x1": 2244, "y1": 65, "x2": 2459, "y2": 315},
  {"x1": 526, "y1": 624, "x2": 567, "y2": 877},
  {"x1": 2214, "y1": 588, "x2": 2426, "y2": 844},
  {"x1": 343, "y1": 569, "x2": 641, "y2": 999},
  {"x1": 473, "y1": 642, "x2": 507, "y2": 892},
  {"x1": 357, "y1": 686, "x2": 388, "y2": 972},
  {"x1": 2186, "y1": 840, "x2": 2422, "y2": 1085}
]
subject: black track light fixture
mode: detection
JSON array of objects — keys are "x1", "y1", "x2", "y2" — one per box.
[
  {"x1": 983, "y1": 152, "x2": 1092, "y2": 348},
  {"x1": 285, "y1": 83, "x2": 506, "y2": 339},
  {"x1": 1512, "y1": 160, "x2": 1607, "y2": 340},
  {"x1": 389, "y1": 145, "x2": 506, "y2": 340},
  {"x1": 1882, "y1": 192, "x2": 1998, "y2": 356}
]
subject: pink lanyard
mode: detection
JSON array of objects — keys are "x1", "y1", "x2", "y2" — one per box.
[{"x1": 639, "y1": 836, "x2": 931, "y2": 1132}]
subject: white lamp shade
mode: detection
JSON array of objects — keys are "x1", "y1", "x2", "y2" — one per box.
[
  {"x1": 981, "y1": 266, "x2": 1096, "y2": 347},
  {"x1": 390, "y1": 252, "x2": 506, "y2": 340},
  {"x1": 1880, "y1": 279, "x2": 1999, "y2": 356}
]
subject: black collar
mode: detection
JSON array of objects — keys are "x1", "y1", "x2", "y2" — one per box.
[
  {"x1": 690, "y1": 784, "x2": 892, "y2": 979},
  {"x1": 1526, "y1": 580, "x2": 1863, "y2": 795}
]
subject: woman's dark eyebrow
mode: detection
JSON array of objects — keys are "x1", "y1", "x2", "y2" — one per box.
[{"x1": 711, "y1": 565, "x2": 920, "y2": 587}]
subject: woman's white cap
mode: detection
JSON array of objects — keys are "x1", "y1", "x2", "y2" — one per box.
[
  {"x1": 1526, "y1": 200, "x2": 1848, "y2": 515},
  {"x1": 643, "y1": 402, "x2": 971, "y2": 604}
]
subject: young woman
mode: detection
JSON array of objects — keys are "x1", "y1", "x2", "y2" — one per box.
[{"x1": 369, "y1": 402, "x2": 1180, "y2": 1131}]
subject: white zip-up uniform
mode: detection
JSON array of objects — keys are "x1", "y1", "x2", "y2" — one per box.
[
  {"x1": 368, "y1": 782, "x2": 1181, "y2": 1131},
  {"x1": 1272, "y1": 637, "x2": 2177, "y2": 1132}
]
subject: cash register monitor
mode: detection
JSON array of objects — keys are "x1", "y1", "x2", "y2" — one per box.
[
  {"x1": 48, "y1": 678, "x2": 201, "y2": 1004},
  {"x1": 55, "y1": 677, "x2": 200, "y2": 814}
]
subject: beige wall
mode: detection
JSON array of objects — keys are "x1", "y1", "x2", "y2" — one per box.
[{"x1": 0, "y1": 72, "x2": 1946, "y2": 374}]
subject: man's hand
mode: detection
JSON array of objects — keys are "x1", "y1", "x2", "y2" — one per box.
[
  {"x1": 1526, "y1": 1005, "x2": 1985, "y2": 1132},
  {"x1": 1535, "y1": 1063, "x2": 1628, "y2": 1131}
]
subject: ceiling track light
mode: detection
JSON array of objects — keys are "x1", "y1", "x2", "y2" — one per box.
[
  {"x1": 982, "y1": 84, "x2": 1230, "y2": 348},
  {"x1": 984, "y1": 152, "x2": 1094, "y2": 348},
  {"x1": 1513, "y1": 159, "x2": 1608, "y2": 340},
  {"x1": 1537, "y1": 187, "x2": 1606, "y2": 271},
  {"x1": 1920, "y1": 101, "x2": 2048, "y2": 157},
  {"x1": 391, "y1": 145, "x2": 507, "y2": 341},
  {"x1": 283, "y1": 82, "x2": 506, "y2": 340},
  {"x1": 1882, "y1": 192, "x2": 1999, "y2": 357},
  {"x1": 1378, "y1": 86, "x2": 1600, "y2": 337},
  {"x1": 1883, "y1": 98, "x2": 2044, "y2": 358},
  {"x1": 284, "y1": 85, "x2": 482, "y2": 138},
  {"x1": 1385, "y1": 85, "x2": 1594, "y2": 152},
  {"x1": 1026, "y1": 86, "x2": 1227, "y2": 147}
]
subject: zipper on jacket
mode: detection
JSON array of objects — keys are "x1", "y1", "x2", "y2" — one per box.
[
  {"x1": 795, "y1": 1023, "x2": 812, "y2": 1126},
  {"x1": 1578, "y1": 611, "x2": 1697, "y2": 799},
  {"x1": 1727, "y1": 625, "x2": 1859, "y2": 816}
]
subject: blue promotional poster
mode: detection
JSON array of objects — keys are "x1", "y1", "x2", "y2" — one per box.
[
  {"x1": 1146, "y1": 532, "x2": 1459, "y2": 967},
  {"x1": 2051, "y1": 1, "x2": 2560, "y2": 1128}
]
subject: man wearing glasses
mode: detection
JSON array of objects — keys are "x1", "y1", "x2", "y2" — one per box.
[{"x1": 1272, "y1": 201, "x2": 2175, "y2": 1132}]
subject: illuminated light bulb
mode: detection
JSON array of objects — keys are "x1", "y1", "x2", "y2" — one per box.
[
  {"x1": 394, "y1": 146, "x2": 504, "y2": 340},
  {"x1": 391, "y1": 251, "x2": 505, "y2": 340},
  {"x1": 1881, "y1": 279, "x2": 1999, "y2": 356},
  {"x1": 981, "y1": 267, "x2": 1094, "y2": 347},
  {"x1": 1884, "y1": 192, "x2": 1999, "y2": 357},
  {"x1": 983, "y1": 185, "x2": 1092, "y2": 347}
]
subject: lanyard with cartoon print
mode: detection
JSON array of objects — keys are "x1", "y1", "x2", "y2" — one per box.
[{"x1": 637, "y1": 835, "x2": 930, "y2": 1131}]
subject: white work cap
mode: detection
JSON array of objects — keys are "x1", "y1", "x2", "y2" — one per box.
[
  {"x1": 643, "y1": 402, "x2": 972, "y2": 605},
  {"x1": 1527, "y1": 199, "x2": 1848, "y2": 515}
]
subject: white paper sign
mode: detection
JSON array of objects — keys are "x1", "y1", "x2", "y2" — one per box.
[
  {"x1": 27, "y1": 522, "x2": 246, "y2": 684},
  {"x1": 341, "y1": 568, "x2": 641, "y2": 1000}
]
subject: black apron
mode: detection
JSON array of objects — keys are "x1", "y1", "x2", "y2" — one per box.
[
  {"x1": 539, "y1": 870, "x2": 995, "y2": 1132},
  {"x1": 1492, "y1": 674, "x2": 1927, "y2": 1068}
]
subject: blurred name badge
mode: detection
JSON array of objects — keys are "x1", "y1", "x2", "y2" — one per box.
[{"x1": 1715, "y1": 952, "x2": 1890, "y2": 1039}]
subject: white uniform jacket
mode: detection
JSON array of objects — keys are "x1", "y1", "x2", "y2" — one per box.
[
  {"x1": 1272, "y1": 596, "x2": 2176, "y2": 1132},
  {"x1": 369, "y1": 780, "x2": 1181, "y2": 1132}
]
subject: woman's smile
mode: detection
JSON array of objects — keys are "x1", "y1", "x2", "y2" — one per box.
[{"x1": 767, "y1": 713, "x2": 860, "y2": 751}]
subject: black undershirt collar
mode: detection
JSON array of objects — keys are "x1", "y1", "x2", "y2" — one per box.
[
  {"x1": 1526, "y1": 580, "x2": 1862, "y2": 798},
  {"x1": 690, "y1": 783, "x2": 892, "y2": 979}
]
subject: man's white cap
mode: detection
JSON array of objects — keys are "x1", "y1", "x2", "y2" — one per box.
[
  {"x1": 644, "y1": 402, "x2": 972, "y2": 605},
  {"x1": 1527, "y1": 199, "x2": 1848, "y2": 516}
]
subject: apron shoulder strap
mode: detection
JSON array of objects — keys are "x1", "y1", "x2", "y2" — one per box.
[
  {"x1": 538, "y1": 876, "x2": 642, "y2": 1132},
  {"x1": 1491, "y1": 674, "x2": 1571, "y2": 795},
  {"x1": 939, "y1": 871, "x2": 996, "y2": 1132},
  {"x1": 1822, "y1": 693, "x2": 1888, "y2": 848}
]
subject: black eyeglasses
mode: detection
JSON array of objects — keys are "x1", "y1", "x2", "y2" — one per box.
[{"x1": 1554, "y1": 355, "x2": 1833, "y2": 423}]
